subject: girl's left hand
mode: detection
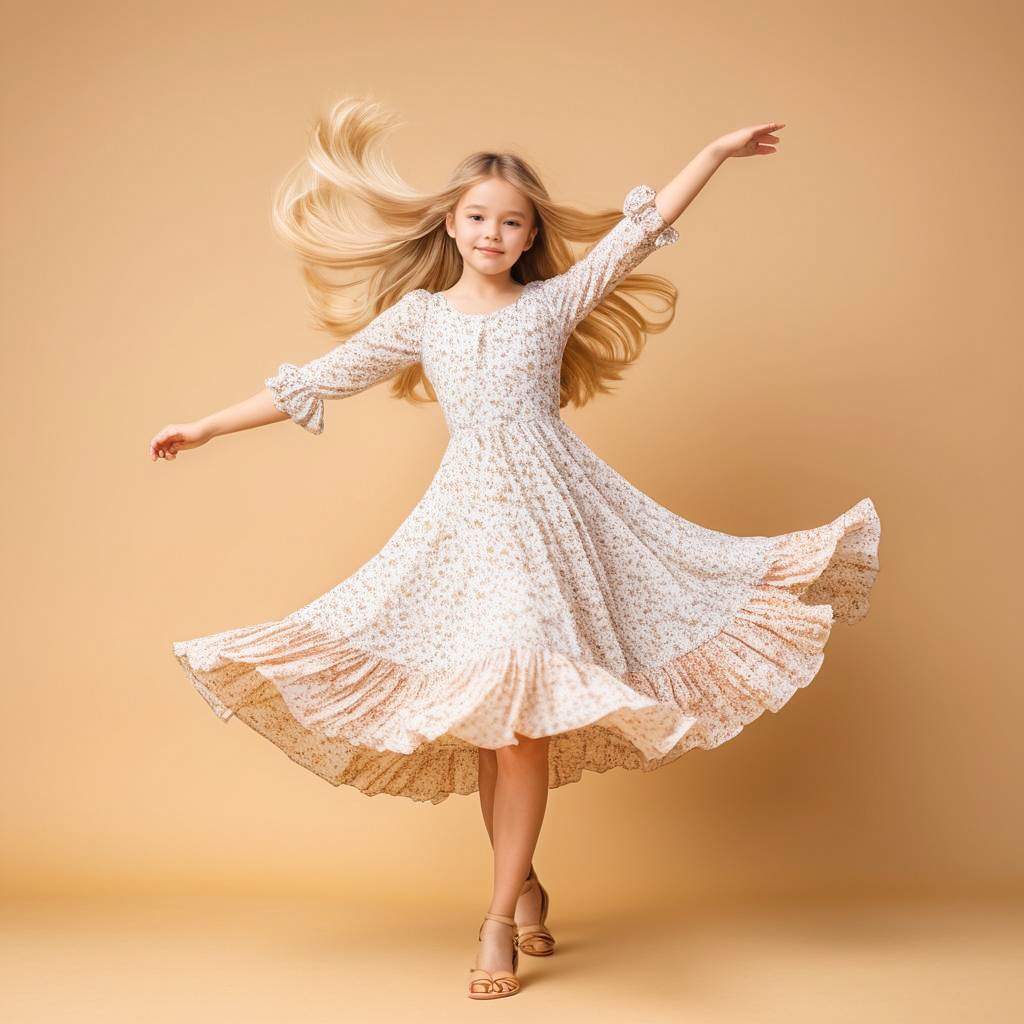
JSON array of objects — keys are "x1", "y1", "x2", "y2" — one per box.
[{"x1": 708, "y1": 122, "x2": 785, "y2": 160}]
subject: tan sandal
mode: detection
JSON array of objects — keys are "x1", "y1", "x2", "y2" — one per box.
[
  {"x1": 514, "y1": 868, "x2": 556, "y2": 956},
  {"x1": 468, "y1": 912, "x2": 521, "y2": 1000}
]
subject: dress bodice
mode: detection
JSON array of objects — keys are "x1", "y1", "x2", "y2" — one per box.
[{"x1": 420, "y1": 280, "x2": 561, "y2": 435}]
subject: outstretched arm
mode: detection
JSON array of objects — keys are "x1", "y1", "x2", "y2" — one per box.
[
  {"x1": 149, "y1": 386, "x2": 287, "y2": 461},
  {"x1": 653, "y1": 122, "x2": 786, "y2": 225},
  {"x1": 150, "y1": 289, "x2": 427, "y2": 461},
  {"x1": 262, "y1": 289, "x2": 425, "y2": 435}
]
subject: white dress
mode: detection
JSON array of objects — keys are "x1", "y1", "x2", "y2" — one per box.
[{"x1": 172, "y1": 185, "x2": 881, "y2": 804}]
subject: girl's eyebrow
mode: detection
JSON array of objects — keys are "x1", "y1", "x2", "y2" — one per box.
[{"x1": 463, "y1": 204, "x2": 527, "y2": 217}]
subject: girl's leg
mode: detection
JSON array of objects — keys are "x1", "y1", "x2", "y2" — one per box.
[
  {"x1": 478, "y1": 749, "x2": 536, "y2": 873},
  {"x1": 478, "y1": 747, "x2": 545, "y2": 925},
  {"x1": 475, "y1": 732, "x2": 551, "y2": 974},
  {"x1": 477, "y1": 747, "x2": 498, "y2": 840}
]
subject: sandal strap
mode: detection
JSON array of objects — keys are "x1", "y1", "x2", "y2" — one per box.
[
  {"x1": 519, "y1": 868, "x2": 538, "y2": 895},
  {"x1": 515, "y1": 923, "x2": 554, "y2": 939},
  {"x1": 482, "y1": 911, "x2": 517, "y2": 927}
]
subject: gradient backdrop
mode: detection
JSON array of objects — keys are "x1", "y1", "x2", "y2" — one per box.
[{"x1": 1, "y1": 1, "x2": 1021, "y2": 1020}]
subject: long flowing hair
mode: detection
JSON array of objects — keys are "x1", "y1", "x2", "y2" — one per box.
[{"x1": 271, "y1": 96, "x2": 678, "y2": 408}]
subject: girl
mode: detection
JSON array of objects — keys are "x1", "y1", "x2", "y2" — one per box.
[{"x1": 153, "y1": 97, "x2": 880, "y2": 1001}]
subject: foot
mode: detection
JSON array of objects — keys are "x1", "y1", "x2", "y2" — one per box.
[
  {"x1": 475, "y1": 914, "x2": 516, "y2": 976},
  {"x1": 514, "y1": 869, "x2": 543, "y2": 930},
  {"x1": 514, "y1": 868, "x2": 555, "y2": 955}
]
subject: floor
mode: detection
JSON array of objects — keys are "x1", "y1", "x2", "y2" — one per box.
[{"x1": 2, "y1": 892, "x2": 1021, "y2": 1022}]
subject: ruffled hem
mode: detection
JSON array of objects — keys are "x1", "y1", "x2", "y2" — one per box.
[{"x1": 171, "y1": 497, "x2": 879, "y2": 804}]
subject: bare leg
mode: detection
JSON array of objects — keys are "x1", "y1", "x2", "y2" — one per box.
[
  {"x1": 478, "y1": 747, "x2": 544, "y2": 926},
  {"x1": 477, "y1": 747, "x2": 498, "y2": 842},
  {"x1": 475, "y1": 732, "x2": 551, "y2": 975},
  {"x1": 478, "y1": 749, "x2": 537, "y2": 874}
]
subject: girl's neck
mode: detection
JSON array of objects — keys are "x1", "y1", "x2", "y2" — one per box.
[{"x1": 441, "y1": 274, "x2": 525, "y2": 314}]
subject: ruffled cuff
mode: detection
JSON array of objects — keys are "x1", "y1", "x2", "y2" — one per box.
[
  {"x1": 264, "y1": 362, "x2": 325, "y2": 435},
  {"x1": 622, "y1": 184, "x2": 679, "y2": 248}
]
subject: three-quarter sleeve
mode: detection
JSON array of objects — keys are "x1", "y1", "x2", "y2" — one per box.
[
  {"x1": 264, "y1": 289, "x2": 426, "y2": 434},
  {"x1": 537, "y1": 184, "x2": 679, "y2": 337}
]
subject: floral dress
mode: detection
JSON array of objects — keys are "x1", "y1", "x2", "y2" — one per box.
[{"x1": 172, "y1": 185, "x2": 881, "y2": 804}]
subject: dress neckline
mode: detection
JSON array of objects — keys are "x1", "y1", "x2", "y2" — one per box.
[{"x1": 434, "y1": 280, "x2": 538, "y2": 318}]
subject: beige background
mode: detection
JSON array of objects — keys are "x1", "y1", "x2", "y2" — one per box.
[{"x1": 2, "y1": 1, "x2": 1021, "y2": 1020}]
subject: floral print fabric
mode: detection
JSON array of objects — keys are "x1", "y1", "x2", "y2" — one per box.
[{"x1": 172, "y1": 185, "x2": 881, "y2": 803}]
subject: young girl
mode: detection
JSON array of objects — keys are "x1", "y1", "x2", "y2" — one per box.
[{"x1": 153, "y1": 97, "x2": 880, "y2": 1001}]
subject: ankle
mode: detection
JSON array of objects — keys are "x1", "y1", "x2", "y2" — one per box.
[{"x1": 486, "y1": 907, "x2": 516, "y2": 920}]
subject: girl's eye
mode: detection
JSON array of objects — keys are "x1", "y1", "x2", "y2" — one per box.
[{"x1": 468, "y1": 215, "x2": 520, "y2": 226}]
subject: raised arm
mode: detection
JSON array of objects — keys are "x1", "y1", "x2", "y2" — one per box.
[
  {"x1": 534, "y1": 122, "x2": 784, "y2": 340},
  {"x1": 536, "y1": 184, "x2": 679, "y2": 336},
  {"x1": 652, "y1": 122, "x2": 784, "y2": 225}
]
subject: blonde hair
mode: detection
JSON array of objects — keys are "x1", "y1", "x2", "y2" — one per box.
[{"x1": 271, "y1": 95, "x2": 678, "y2": 409}]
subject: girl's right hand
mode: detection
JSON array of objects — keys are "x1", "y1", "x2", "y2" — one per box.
[{"x1": 149, "y1": 421, "x2": 213, "y2": 461}]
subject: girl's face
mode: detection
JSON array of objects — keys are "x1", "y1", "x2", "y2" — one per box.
[{"x1": 445, "y1": 177, "x2": 538, "y2": 279}]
